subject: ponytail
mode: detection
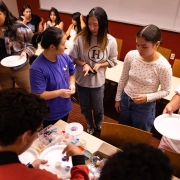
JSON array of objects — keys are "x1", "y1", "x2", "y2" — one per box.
[{"x1": 32, "y1": 32, "x2": 43, "y2": 49}]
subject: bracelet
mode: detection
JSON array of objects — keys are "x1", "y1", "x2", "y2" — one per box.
[
  {"x1": 27, "y1": 162, "x2": 34, "y2": 168},
  {"x1": 82, "y1": 63, "x2": 87, "y2": 67},
  {"x1": 70, "y1": 84, "x2": 75, "y2": 88}
]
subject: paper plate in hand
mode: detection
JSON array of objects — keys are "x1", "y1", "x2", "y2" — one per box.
[
  {"x1": 65, "y1": 122, "x2": 83, "y2": 136},
  {"x1": 154, "y1": 114, "x2": 180, "y2": 140},
  {"x1": 18, "y1": 147, "x2": 39, "y2": 165},
  {"x1": 1, "y1": 55, "x2": 26, "y2": 67},
  {"x1": 40, "y1": 145, "x2": 72, "y2": 179}
]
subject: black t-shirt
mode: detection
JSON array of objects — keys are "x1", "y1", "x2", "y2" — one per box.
[{"x1": 18, "y1": 14, "x2": 41, "y2": 33}]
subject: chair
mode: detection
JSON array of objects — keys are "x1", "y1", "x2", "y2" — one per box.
[
  {"x1": 115, "y1": 38, "x2": 123, "y2": 60},
  {"x1": 172, "y1": 59, "x2": 180, "y2": 78},
  {"x1": 100, "y1": 122, "x2": 152, "y2": 149},
  {"x1": 164, "y1": 149, "x2": 180, "y2": 178},
  {"x1": 157, "y1": 46, "x2": 172, "y2": 60}
]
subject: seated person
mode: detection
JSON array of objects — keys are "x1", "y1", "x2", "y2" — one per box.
[
  {"x1": 44, "y1": 7, "x2": 64, "y2": 30},
  {"x1": 18, "y1": 5, "x2": 43, "y2": 32},
  {"x1": 0, "y1": 88, "x2": 89, "y2": 180},
  {"x1": 159, "y1": 84, "x2": 180, "y2": 153},
  {"x1": 99, "y1": 143, "x2": 173, "y2": 180},
  {"x1": 65, "y1": 12, "x2": 85, "y2": 48}
]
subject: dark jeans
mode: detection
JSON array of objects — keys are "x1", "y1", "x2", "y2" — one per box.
[
  {"x1": 43, "y1": 114, "x2": 69, "y2": 128},
  {"x1": 119, "y1": 91, "x2": 156, "y2": 132},
  {"x1": 76, "y1": 84, "x2": 105, "y2": 129}
]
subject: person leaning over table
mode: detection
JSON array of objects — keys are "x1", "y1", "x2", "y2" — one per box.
[
  {"x1": 18, "y1": 4, "x2": 43, "y2": 32},
  {"x1": 69, "y1": 7, "x2": 117, "y2": 135},
  {"x1": 30, "y1": 27, "x2": 76, "y2": 128},
  {"x1": 0, "y1": 88, "x2": 89, "y2": 180},
  {"x1": 0, "y1": 0, "x2": 35, "y2": 92},
  {"x1": 99, "y1": 143, "x2": 173, "y2": 180},
  {"x1": 115, "y1": 24, "x2": 172, "y2": 132},
  {"x1": 159, "y1": 84, "x2": 180, "y2": 153}
]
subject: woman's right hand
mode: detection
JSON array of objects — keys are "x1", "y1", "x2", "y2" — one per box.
[
  {"x1": 83, "y1": 64, "x2": 93, "y2": 76},
  {"x1": 59, "y1": 89, "x2": 74, "y2": 98},
  {"x1": 21, "y1": 16, "x2": 27, "y2": 24},
  {"x1": 80, "y1": 14, "x2": 84, "y2": 20},
  {"x1": 115, "y1": 101, "x2": 121, "y2": 113}
]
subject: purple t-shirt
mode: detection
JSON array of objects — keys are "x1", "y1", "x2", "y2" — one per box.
[{"x1": 30, "y1": 53, "x2": 75, "y2": 121}]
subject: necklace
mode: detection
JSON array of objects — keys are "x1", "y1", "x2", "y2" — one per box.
[{"x1": 0, "y1": 26, "x2": 7, "y2": 32}]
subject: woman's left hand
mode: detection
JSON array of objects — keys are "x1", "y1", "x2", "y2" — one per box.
[
  {"x1": 20, "y1": 52, "x2": 27, "y2": 59},
  {"x1": 132, "y1": 94, "x2": 147, "y2": 104},
  {"x1": 93, "y1": 64, "x2": 101, "y2": 72},
  {"x1": 69, "y1": 84, "x2": 76, "y2": 94}
]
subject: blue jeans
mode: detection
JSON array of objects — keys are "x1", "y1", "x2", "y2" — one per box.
[
  {"x1": 76, "y1": 84, "x2": 105, "y2": 129},
  {"x1": 119, "y1": 91, "x2": 156, "y2": 132}
]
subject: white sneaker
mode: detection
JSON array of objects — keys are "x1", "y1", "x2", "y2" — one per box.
[{"x1": 87, "y1": 128, "x2": 94, "y2": 135}]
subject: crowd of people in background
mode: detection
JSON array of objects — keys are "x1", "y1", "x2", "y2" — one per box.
[{"x1": 0, "y1": 0, "x2": 179, "y2": 179}]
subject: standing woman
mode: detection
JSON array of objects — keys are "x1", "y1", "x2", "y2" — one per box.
[
  {"x1": 30, "y1": 27, "x2": 76, "y2": 127},
  {"x1": 65, "y1": 12, "x2": 86, "y2": 48},
  {"x1": 44, "y1": 7, "x2": 64, "y2": 30},
  {"x1": 0, "y1": 1, "x2": 35, "y2": 92},
  {"x1": 115, "y1": 24, "x2": 172, "y2": 132},
  {"x1": 18, "y1": 5, "x2": 43, "y2": 32},
  {"x1": 69, "y1": 7, "x2": 117, "y2": 135}
]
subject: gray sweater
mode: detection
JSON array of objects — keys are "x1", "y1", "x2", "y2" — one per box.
[{"x1": 69, "y1": 34, "x2": 118, "y2": 88}]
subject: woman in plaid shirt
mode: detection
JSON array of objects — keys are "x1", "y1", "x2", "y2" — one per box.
[{"x1": 0, "y1": 0, "x2": 35, "y2": 92}]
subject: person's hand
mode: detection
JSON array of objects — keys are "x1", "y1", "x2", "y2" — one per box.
[
  {"x1": 62, "y1": 144, "x2": 83, "y2": 161},
  {"x1": 59, "y1": 89, "x2": 74, "y2": 98},
  {"x1": 83, "y1": 64, "x2": 93, "y2": 76},
  {"x1": 163, "y1": 104, "x2": 173, "y2": 115},
  {"x1": 93, "y1": 64, "x2": 101, "y2": 72},
  {"x1": 21, "y1": 16, "x2": 27, "y2": 24},
  {"x1": 80, "y1": 14, "x2": 84, "y2": 19},
  {"x1": 69, "y1": 85, "x2": 76, "y2": 94},
  {"x1": 132, "y1": 94, "x2": 147, "y2": 104},
  {"x1": 32, "y1": 159, "x2": 48, "y2": 169},
  {"x1": 115, "y1": 101, "x2": 121, "y2": 113},
  {"x1": 20, "y1": 52, "x2": 27, "y2": 59}
]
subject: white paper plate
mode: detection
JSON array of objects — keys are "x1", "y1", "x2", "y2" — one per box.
[
  {"x1": 19, "y1": 147, "x2": 39, "y2": 165},
  {"x1": 65, "y1": 122, "x2": 83, "y2": 136},
  {"x1": 154, "y1": 114, "x2": 180, "y2": 140},
  {"x1": 1, "y1": 55, "x2": 26, "y2": 67},
  {"x1": 40, "y1": 145, "x2": 72, "y2": 179}
]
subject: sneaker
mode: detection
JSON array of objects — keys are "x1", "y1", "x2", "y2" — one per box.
[
  {"x1": 87, "y1": 128, "x2": 94, "y2": 135},
  {"x1": 95, "y1": 127, "x2": 101, "y2": 133}
]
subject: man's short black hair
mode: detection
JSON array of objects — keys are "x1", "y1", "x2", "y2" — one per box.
[
  {"x1": 0, "y1": 88, "x2": 50, "y2": 146},
  {"x1": 99, "y1": 143, "x2": 173, "y2": 180}
]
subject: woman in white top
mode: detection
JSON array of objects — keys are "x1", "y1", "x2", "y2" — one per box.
[
  {"x1": 159, "y1": 84, "x2": 180, "y2": 153},
  {"x1": 115, "y1": 24, "x2": 172, "y2": 132},
  {"x1": 44, "y1": 7, "x2": 64, "y2": 30},
  {"x1": 65, "y1": 12, "x2": 86, "y2": 48}
]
